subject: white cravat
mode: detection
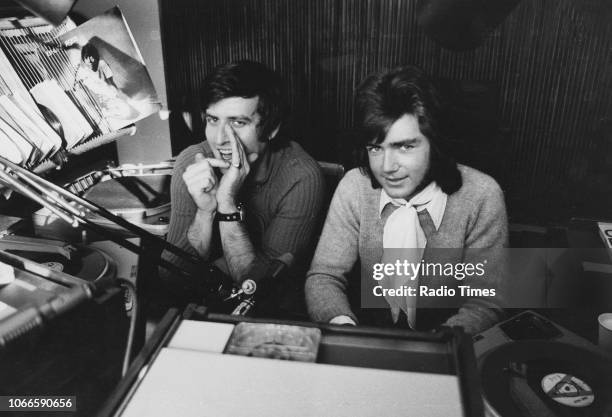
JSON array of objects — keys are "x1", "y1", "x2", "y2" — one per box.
[{"x1": 380, "y1": 181, "x2": 447, "y2": 328}]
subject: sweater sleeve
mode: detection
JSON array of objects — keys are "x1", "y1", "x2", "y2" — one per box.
[
  {"x1": 305, "y1": 170, "x2": 362, "y2": 323},
  {"x1": 445, "y1": 177, "x2": 509, "y2": 334},
  {"x1": 161, "y1": 146, "x2": 201, "y2": 275}
]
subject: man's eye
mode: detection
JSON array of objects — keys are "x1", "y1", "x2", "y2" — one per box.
[
  {"x1": 366, "y1": 146, "x2": 381, "y2": 154},
  {"x1": 400, "y1": 144, "x2": 415, "y2": 151},
  {"x1": 205, "y1": 116, "x2": 217, "y2": 124},
  {"x1": 231, "y1": 120, "x2": 246, "y2": 128}
]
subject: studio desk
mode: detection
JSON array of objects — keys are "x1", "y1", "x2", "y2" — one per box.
[{"x1": 98, "y1": 304, "x2": 483, "y2": 417}]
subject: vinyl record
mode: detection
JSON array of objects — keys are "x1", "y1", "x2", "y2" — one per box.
[
  {"x1": 7, "y1": 245, "x2": 115, "y2": 282},
  {"x1": 83, "y1": 173, "x2": 170, "y2": 211},
  {"x1": 480, "y1": 340, "x2": 612, "y2": 417},
  {"x1": 7, "y1": 250, "x2": 74, "y2": 274}
]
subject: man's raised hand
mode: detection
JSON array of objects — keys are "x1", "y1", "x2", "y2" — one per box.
[
  {"x1": 217, "y1": 125, "x2": 258, "y2": 211},
  {"x1": 183, "y1": 153, "x2": 229, "y2": 212}
]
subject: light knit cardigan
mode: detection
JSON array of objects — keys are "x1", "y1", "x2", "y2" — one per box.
[{"x1": 305, "y1": 164, "x2": 508, "y2": 334}]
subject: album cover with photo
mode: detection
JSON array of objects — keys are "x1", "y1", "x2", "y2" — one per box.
[{"x1": 59, "y1": 6, "x2": 161, "y2": 132}]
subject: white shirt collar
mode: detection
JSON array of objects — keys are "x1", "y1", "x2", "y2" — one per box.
[{"x1": 378, "y1": 182, "x2": 447, "y2": 230}]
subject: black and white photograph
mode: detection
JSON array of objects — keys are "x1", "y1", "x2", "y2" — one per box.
[
  {"x1": 59, "y1": 7, "x2": 161, "y2": 133},
  {"x1": 0, "y1": 0, "x2": 610, "y2": 416}
]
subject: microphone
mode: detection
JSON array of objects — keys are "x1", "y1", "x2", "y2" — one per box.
[
  {"x1": 240, "y1": 279, "x2": 257, "y2": 296},
  {"x1": 230, "y1": 253, "x2": 294, "y2": 316},
  {"x1": 231, "y1": 297, "x2": 255, "y2": 316}
]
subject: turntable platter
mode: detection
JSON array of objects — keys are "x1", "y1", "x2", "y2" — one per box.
[
  {"x1": 7, "y1": 245, "x2": 116, "y2": 283},
  {"x1": 83, "y1": 175, "x2": 170, "y2": 213},
  {"x1": 480, "y1": 340, "x2": 612, "y2": 417}
]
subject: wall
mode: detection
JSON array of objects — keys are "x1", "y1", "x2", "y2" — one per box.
[
  {"x1": 73, "y1": 0, "x2": 172, "y2": 164},
  {"x1": 160, "y1": 0, "x2": 612, "y2": 223}
]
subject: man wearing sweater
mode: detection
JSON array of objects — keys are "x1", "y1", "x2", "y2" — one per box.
[
  {"x1": 164, "y1": 61, "x2": 324, "y2": 312},
  {"x1": 305, "y1": 66, "x2": 508, "y2": 334}
]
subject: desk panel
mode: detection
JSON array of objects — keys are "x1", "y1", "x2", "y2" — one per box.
[{"x1": 121, "y1": 347, "x2": 463, "y2": 417}]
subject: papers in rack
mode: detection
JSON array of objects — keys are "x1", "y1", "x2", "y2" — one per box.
[{"x1": 0, "y1": 8, "x2": 161, "y2": 170}]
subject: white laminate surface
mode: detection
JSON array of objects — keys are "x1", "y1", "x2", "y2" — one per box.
[
  {"x1": 167, "y1": 320, "x2": 235, "y2": 353},
  {"x1": 120, "y1": 347, "x2": 463, "y2": 417}
]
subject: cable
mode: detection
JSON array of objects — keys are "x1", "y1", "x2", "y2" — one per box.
[{"x1": 116, "y1": 278, "x2": 138, "y2": 378}]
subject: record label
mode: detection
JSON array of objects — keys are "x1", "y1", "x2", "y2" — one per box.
[{"x1": 541, "y1": 373, "x2": 594, "y2": 407}]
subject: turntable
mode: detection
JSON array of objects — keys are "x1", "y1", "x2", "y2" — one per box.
[
  {"x1": 474, "y1": 311, "x2": 612, "y2": 417},
  {"x1": 0, "y1": 235, "x2": 116, "y2": 285},
  {"x1": 33, "y1": 161, "x2": 174, "y2": 240},
  {"x1": 68, "y1": 162, "x2": 172, "y2": 228},
  {"x1": 0, "y1": 248, "x2": 128, "y2": 417}
]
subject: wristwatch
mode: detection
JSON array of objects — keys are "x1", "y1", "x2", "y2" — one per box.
[{"x1": 215, "y1": 203, "x2": 245, "y2": 222}]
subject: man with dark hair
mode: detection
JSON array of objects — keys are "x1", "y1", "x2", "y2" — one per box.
[
  {"x1": 305, "y1": 65, "x2": 507, "y2": 334},
  {"x1": 165, "y1": 60, "x2": 324, "y2": 313}
]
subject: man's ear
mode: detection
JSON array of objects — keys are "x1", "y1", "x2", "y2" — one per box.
[{"x1": 268, "y1": 124, "x2": 280, "y2": 141}]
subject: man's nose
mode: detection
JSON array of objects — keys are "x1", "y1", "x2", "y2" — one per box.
[
  {"x1": 212, "y1": 123, "x2": 229, "y2": 145},
  {"x1": 382, "y1": 150, "x2": 398, "y2": 173}
]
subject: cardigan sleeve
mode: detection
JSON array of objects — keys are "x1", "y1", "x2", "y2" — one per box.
[
  {"x1": 444, "y1": 176, "x2": 509, "y2": 334},
  {"x1": 305, "y1": 170, "x2": 362, "y2": 323}
]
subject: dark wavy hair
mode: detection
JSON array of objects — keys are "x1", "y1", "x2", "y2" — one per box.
[
  {"x1": 200, "y1": 60, "x2": 287, "y2": 143},
  {"x1": 354, "y1": 65, "x2": 461, "y2": 194},
  {"x1": 81, "y1": 43, "x2": 99, "y2": 71}
]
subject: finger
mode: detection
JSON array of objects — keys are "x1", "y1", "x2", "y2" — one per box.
[
  {"x1": 226, "y1": 125, "x2": 242, "y2": 169},
  {"x1": 186, "y1": 154, "x2": 213, "y2": 172},
  {"x1": 226, "y1": 123, "x2": 242, "y2": 143},
  {"x1": 184, "y1": 158, "x2": 213, "y2": 177},
  {"x1": 230, "y1": 125, "x2": 248, "y2": 163},
  {"x1": 206, "y1": 158, "x2": 230, "y2": 169},
  {"x1": 184, "y1": 174, "x2": 216, "y2": 194},
  {"x1": 183, "y1": 168, "x2": 216, "y2": 188},
  {"x1": 183, "y1": 160, "x2": 217, "y2": 186},
  {"x1": 202, "y1": 177, "x2": 216, "y2": 193}
]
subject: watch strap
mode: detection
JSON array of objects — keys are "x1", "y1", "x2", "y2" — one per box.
[
  {"x1": 215, "y1": 211, "x2": 242, "y2": 221},
  {"x1": 215, "y1": 204, "x2": 244, "y2": 222}
]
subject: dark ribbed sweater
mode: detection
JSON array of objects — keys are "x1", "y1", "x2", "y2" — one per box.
[{"x1": 164, "y1": 140, "x2": 325, "y2": 279}]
